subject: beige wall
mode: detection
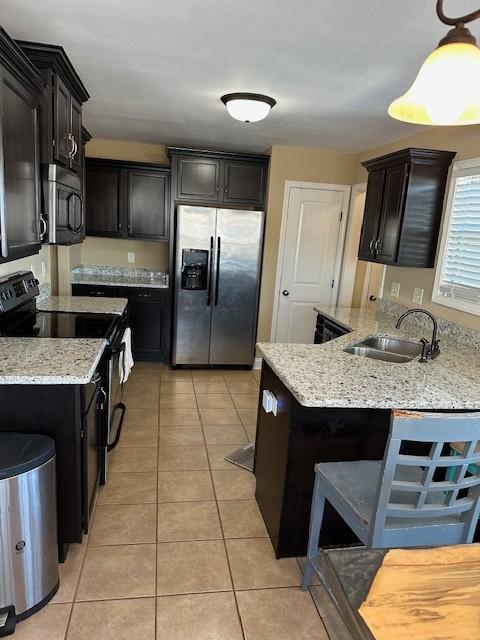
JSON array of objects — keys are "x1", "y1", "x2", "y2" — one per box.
[
  {"x1": 256, "y1": 145, "x2": 359, "y2": 342},
  {"x1": 357, "y1": 125, "x2": 480, "y2": 331},
  {"x1": 0, "y1": 245, "x2": 53, "y2": 289},
  {"x1": 80, "y1": 138, "x2": 170, "y2": 272}
]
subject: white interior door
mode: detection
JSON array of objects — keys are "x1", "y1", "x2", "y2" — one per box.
[{"x1": 274, "y1": 185, "x2": 346, "y2": 343}]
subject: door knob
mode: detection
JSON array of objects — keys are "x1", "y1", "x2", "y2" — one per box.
[
  {"x1": 369, "y1": 295, "x2": 377, "y2": 301},
  {"x1": 282, "y1": 290, "x2": 289, "y2": 296}
]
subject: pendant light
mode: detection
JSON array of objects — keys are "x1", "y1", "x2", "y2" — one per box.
[
  {"x1": 221, "y1": 93, "x2": 276, "y2": 123},
  {"x1": 388, "y1": 0, "x2": 480, "y2": 125}
]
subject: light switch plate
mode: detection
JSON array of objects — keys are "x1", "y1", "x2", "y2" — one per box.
[
  {"x1": 128, "y1": 252, "x2": 135, "y2": 263},
  {"x1": 412, "y1": 287, "x2": 424, "y2": 304},
  {"x1": 390, "y1": 282, "x2": 400, "y2": 298}
]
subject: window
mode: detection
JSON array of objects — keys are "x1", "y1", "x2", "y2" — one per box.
[{"x1": 433, "y1": 159, "x2": 480, "y2": 315}]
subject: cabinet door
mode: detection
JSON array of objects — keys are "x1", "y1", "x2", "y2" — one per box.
[
  {"x1": 376, "y1": 163, "x2": 408, "y2": 264},
  {"x1": 128, "y1": 296, "x2": 166, "y2": 361},
  {"x1": 175, "y1": 156, "x2": 221, "y2": 202},
  {"x1": 82, "y1": 385, "x2": 101, "y2": 533},
  {"x1": 223, "y1": 160, "x2": 266, "y2": 206},
  {"x1": 127, "y1": 170, "x2": 169, "y2": 241},
  {"x1": 358, "y1": 169, "x2": 384, "y2": 261},
  {"x1": 69, "y1": 96, "x2": 82, "y2": 174},
  {"x1": 53, "y1": 75, "x2": 72, "y2": 168},
  {"x1": 86, "y1": 164, "x2": 123, "y2": 237},
  {"x1": 0, "y1": 70, "x2": 41, "y2": 263}
]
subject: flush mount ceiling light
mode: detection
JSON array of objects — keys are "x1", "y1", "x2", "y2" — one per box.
[
  {"x1": 221, "y1": 93, "x2": 276, "y2": 123},
  {"x1": 389, "y1": 0, "x2": 480, "y2": 125}
]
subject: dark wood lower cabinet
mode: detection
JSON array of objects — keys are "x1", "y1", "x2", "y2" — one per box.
[
  {"x1": 255, "y1": 363, "x2": 391, "y2": 558},
  {"x1": 0, "y1": 379, "x2": 103, "y2": 561},
  {"x1": 72, "y1": 283, "x2": 169, "y2": 362}
]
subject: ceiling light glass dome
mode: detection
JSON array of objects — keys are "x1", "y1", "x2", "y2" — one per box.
[{"x1": 221, "y1": 93, "x2": 276, "y2": 123}]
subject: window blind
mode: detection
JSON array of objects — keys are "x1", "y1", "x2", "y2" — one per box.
[{"x1": 438, "y1": 174, "x2": 480, "y2": 305}]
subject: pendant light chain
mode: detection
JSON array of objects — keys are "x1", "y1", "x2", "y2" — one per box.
[{"x1": 436, "y1": 0, "x2": 480, "y2": 27}]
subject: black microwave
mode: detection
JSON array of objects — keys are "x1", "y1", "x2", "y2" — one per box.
[{"x1": 42, "y1": 164, "x2": 84, "y2": 245}]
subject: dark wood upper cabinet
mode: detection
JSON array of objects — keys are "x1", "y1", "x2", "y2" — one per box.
[
  {"x1": 359, "y1": 148, "x2": 456, "y2": 267},
  {"x1": 17, "y1": 41, "x2": 89, "y2": 174},
  {"x1": 86, "y1": 159, "x2": 170, "y2": 242},
  {"x1": 168, "y1": 147, "x2": 269, "y2": 208},
  {"x1": 86, "y1": 163, "x2": 122, "y2": 237},
  {"x1": 53, "y1": 74, "x2": 71, "y2": 167},
  {"x1": 176, "y1": 157, "x2": 221, "y2": 201},
  {"x1": 375, "y1": 163, "x2": 409, "y2": 263},
  {"x1": 0, "y1": 28, "x2": 44, "y2": 264},
  {"x1": 127, "y1": 170, "x2": 169, "y2": 241},
  {"x1": 223, "y1": 160, "x2": 267, "y2": 206},
  {"x1": 358, "y1": 169, "x2": 384, "y2": 260},
  {"x1": 70, "y1": 97, "x2": 82, "y2": 174}
]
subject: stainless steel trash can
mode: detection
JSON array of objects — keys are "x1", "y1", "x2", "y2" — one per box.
[{"x1": 0, "y1": 433, "x2": 59, "y2": 637}]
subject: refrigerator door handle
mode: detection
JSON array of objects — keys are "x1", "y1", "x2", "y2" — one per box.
[
  {"x1": 214, "y1": 236, "x2": 221, "y2": 306},
  {"x1": 206, "y1": 235, "x2": 214, "y2": 306}
]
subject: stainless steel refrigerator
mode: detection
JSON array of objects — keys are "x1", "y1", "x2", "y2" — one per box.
[{"x1": 172, "y1": 205, "x2": 264, "y2": 366}]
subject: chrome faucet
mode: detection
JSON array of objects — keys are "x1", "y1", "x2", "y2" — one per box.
[{"x1": 395, "y1": 308, "x2": 440, "y2": 362}]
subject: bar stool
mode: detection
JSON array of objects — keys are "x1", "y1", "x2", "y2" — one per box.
[{"x1": 301, "y1": 410, "x2": 480, "y2": 591}]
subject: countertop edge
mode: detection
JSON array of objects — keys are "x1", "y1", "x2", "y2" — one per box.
[{"x1": 0, "y1": 339, "x2": 107, "y2": 386}]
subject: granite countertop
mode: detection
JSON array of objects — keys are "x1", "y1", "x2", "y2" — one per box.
[
  {"x1": 71, "y1": 273, "x2": 169, "y2": 289},
  {"x1": 38, "y1": 295, "x2": 128, "y2": 315},
  {"x1": 0, "y1": 338, "x2": 106, "y2": 385},
  {"x1": 257, "y1": 306, "x2": 480, "y2": 410}
]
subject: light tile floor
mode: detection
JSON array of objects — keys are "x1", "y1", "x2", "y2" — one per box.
[{"x1": 15, "y1": 363, "x2": 340, "y2": 640}]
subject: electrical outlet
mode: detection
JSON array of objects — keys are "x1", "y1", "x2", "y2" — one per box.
[
  {"x1": 128, "y1": 252, "x2": 135, "y2": 264},
  {"x1": 390, "y1": 282, "x2": 400, "y2": 298},
  {"x1": 412, "y1": 287, "x2": 424, "y2": 304}
]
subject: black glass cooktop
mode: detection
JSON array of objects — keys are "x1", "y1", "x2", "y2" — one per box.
[{"x1": 0, "y1": 310, "x2": 118, "y2": 339}]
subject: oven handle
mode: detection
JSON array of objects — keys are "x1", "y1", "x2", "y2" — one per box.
[
  {"x1": 109, "y1": 342, "x2": 126, "y2": 357},
  {"x1": 106, "y1": 402, "x2": 126, "y2": 452},
  {"x1": 109, "y1": 340, "x2": 126, "y2": 384}
]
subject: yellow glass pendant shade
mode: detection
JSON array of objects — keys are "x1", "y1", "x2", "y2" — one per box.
[{"x1": 388, "y1": 41, "x2": 480, "y2": 125}]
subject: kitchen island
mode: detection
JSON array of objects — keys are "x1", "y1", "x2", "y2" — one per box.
[{"x1": 255, "y1": 305, "x2": 480, "y2": 558}]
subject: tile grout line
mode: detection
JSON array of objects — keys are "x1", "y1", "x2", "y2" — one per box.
[
  {"x1": 154, "y1": 370, "x2": 163, "y2": 637},
  {"x1": 195, "y1": 374, "x2": 248, "y2": 640}
]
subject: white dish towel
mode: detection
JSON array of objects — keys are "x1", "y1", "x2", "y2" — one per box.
[{"x1": 119, "y1": 327, "x2": 134, "y2": 383}]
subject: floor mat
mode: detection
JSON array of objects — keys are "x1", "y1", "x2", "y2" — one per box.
[{"x1": 224, "y1": 442, "x2": 255, "y2": 472}]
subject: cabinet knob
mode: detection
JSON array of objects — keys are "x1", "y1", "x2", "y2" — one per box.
[
  {"x1": 369, "y1": 295, "x2": 377, "y2": 302},
  {"x1": 282, "y1": 290, "x2": 289, "y2": 296}
]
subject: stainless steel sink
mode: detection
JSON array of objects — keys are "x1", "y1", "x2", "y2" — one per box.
[{"x1": 343, "y1": 336, "x2": 422, "y2": 363}]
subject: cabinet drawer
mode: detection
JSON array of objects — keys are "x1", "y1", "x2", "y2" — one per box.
[
  {"x1": 123, "y1": 287, "x2": 168, "y2": 301},
  {"x1": 72, "y1": 284, "x2": 122, "y2": 298}
]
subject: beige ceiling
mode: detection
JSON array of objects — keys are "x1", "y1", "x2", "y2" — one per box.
[{"x1": 2, "y1": 0, "x2": 480, "y2": 153}]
